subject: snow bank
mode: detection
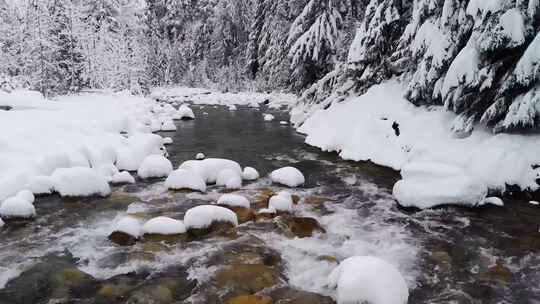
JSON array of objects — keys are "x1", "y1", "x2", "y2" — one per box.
[
  {"x1": 184, "y1": 205, "x2": 238, "y2": 230},
  {"x1": 142, "y1": 216, "x2": 186, "y2": 235},
  {"x1": 269, "y1": 191, "x2": 294, "y2": 212},
  {"x1": 26, "y1": 176, "x2": 54, "y2": 195},
  {"x1": 111, "y1": 171, "x2": 135, "y2": 184},
  {"x1": 217, "y1": 194, "x2": 250, "y2": 208},
  {"x1": 216, "y1": 169, "x2": 242, "y2": 189},
  {"x1": 174, "y1": 105, "x2": 195, "y2": 120},
  {"x1": 113, "y1": 217, "x2": 142, "y2": 238},
  {"x1": 137, "y1": 155, "x2": 173, "y2": 179},
  {"x1": 16, "y1": 190, "x2": 35, "y2": 204},
  {"x1": 242, "y1": 167, "x2": 259, "y2": 181},
  {"x1": 165, "y1": 169, "x2": 207, "y2": 192},
  {"x1": 270, "y1": 167, "x2": 305, "y2": 187},
  {"x1": 161, "y1": 119, "x2": 177, "y2": 131},
  {"x1": 117, "y1": 134, "x2": 166, "y2": 172},
  {"x1": 51, "y1": 167, "x2": 111, "y2": 197},
  {"x1": 179, "y1": 158, "x2": 242, "y2": 184},
  {"x1": 297, "y1": 81, "x2": 540, "y2": 209},
  {"x1": 0, "y1": 196, "x2": 36, "y2": 219},
  {"x1": 328, "y1": 256, "x2": 408, "y2": 304}
]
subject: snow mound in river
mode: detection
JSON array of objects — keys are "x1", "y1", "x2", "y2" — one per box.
[
  {"x1": 217, "y1": 194, "x2": 250, "y2": 208},
  {"x1": 328, "y1": 256, "x2": 408, "y2": 304},
  {"x1": 179, "y1": 158, "x2": 242, "y2": 184},
  {"x1": 174, "y1": 104, "x2": 195, "y2": 120},
  {"x1": 0, "y1": 196, "x2": 36, "y2": 219},
  {"x1": 269, "y1": 191, "x2": 294, "y2": 212},
  {"x1": 184, "y1": 205, "x2": 238, "y2": 230},
  {"x1": 142, "y1": 217, "x2": 186, "y2": 235},
  {"x1": 137, "y1": 155, "x2": 173, "y2": 179},
  {"x1": 165, "y1": 169, "x2": 206, "y2": 192},
  {"x1": 113, "y1": 217, "x2": 142, "y2": 238},
  {"x1": 51, "y1": 167, "x2": 111, "y2": 197},
  {"x1": 111, "y1": 171, "x2": 135, "y2": 184},
  {"x1": 242, "y1": 167, "x2": 259, "y2": 180},
  {"x1": 270, "y1": 167, "x2": 305, "y2": 187},
  {"x1": 216, "y1": 169, "x2": 242, "y2": 189}
]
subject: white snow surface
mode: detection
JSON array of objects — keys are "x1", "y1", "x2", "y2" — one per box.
[
  {"x1": 0, "y1": 90, "x2": 167, "y2": 201},
  {"x1": 217, "y1": 194, "x2": 250, "y2": 208},
  {"x1": 111, "y1": 171, "x2": 135, "y2": 184},
  {"x1": 270, "y1": 167, "x2": 305, "y2": 187},
  {"x1": 297, "y1": 80, "x2": 540, "y2": 209},
  {"x1": 328, "y1": 256, "x2": 409, "y2": 304},
  {"x1": 51, "y1": 167, "x2": 111, "y2": 197},
  {"x1": 0, "y1": 196, "x2": 36, "y2": 219},
  {"x1": 184, "y1": 205, "x2": 238, "y2": 230},
  {"x1": 137, "y1": 155, "x2": 173, "y2": 179},
  {"x1": 142, "y1": 217, "x2": 187, "y2": 235},
  {"x1": 0, "y1": 218, "x2": 4, "y2": 227},
  {"x1": 196, "y1": 153, "x2": 206, "y2": 160},
  {"x1": 113, "y1": 217, "x2": 142, "y2": 238},
  {"x1": 242, "y1": 167, "x2": 260, "y2": 181},
  {"x1": 216, "y1": 169, "x2": 242, "y2": 189},
  {"x1": 179, "y1": 158, "x2": 242, "y2": 184},
  {"x1": 264, "y1": 114, "x2": 275, "y2": 121},
  {"x1": 16, "y1": 190, "x2": 35, "y2": 204},
  {"x1": 269, "y1": 191, "x2": 294, "y2": 212},
  {"x1": 165, "y1": 169, "x2": 207, "y2": 192}
]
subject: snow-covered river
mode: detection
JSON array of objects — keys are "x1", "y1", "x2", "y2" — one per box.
[{"x1": 0, "y1": 104, "x2": 539, "y2": 303}]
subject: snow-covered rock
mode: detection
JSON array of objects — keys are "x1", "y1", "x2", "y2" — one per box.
[
  {"x1": 51, "y1": 167, "x2": 111, "y2": 197},
  {"x1": 111, "y1": 171, "x2": 135, "y2": 184},
  {"x1": 280, "y1": 121, "x2": 288, "y2": 125},
  {"x1": 216, "y1": 169, "x2": 242, "y2": 189},
  {"x1": 142, "y1": 217, "x2": 186, "y2": 235},
  {"x1": 242, "y1": 167, "x2": 259, "y2": 181},
  {"x1": 270, "y1": 167, "x2": 305, "y2": 187},
  {"x1": 196, "y1": 153, "x2": 206, "y2": 160},
  {"x1": 217, "y1": 194, "x2": 250, "y2": 208},
  {"x1": 268, "y1": 191, "x2": 293, "y2": 212},
  {"x1": 184, "y1": 205, "x2": 238, "y2": 230},
  {"x1": 263, "y1": 114, "x2": 275, "y2": 121},
  {"x1": 137, "y1": 155, "x2": 173, "y2": 179},
  {"x1": 165, "y1": 169, "x2": 206, "y2": 192},
  {"x1": 16, "y1": 190, "x2": 35, "y2": 204},
  {"x1": 116, "y1": 134, "x2": 165, "y2": 171},
  {"x1": 0, "y1": 196, "x2": 36, "y2": 219},
  {"x1": 477, "y1": 197, "x2": 504, "y2": 207},
  {"x1": 530, "y1": 201, "x2": 539, "y2": 206},
  {"x1": 113, "y1": 217, "x2": 142, "y2": 238},
  {"x1": 0, "y1": 218, "x2": 4, "y2": 227},
  {"x1": 163, "y1": 137, "x2": 173, "y2": 145},
  {"x1": 328, "y1": 256, "x2": 408, "y2": 304},
  {"x1": 258, "y1": 207, "x2": 276, "y2": 214},
  {"x1": 228, "y1": 105, "x2": 237, "y2": 111},
  {"x1": 179, "y1": 158, "x2": 242, "y2": 184},
  {"x1": 161, "y1": 119, "x2": 177, "y2": 131},
  {"x1": 26, "y1": 176, "x2": 54, "y2": 195},
  {"x1": 174, "y1": 105, "x2": 195, "y2": 120}
]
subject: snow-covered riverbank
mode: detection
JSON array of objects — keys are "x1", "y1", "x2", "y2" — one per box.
[{"x1": 295, "y1": 80, "x2": 540, "y2": 209}]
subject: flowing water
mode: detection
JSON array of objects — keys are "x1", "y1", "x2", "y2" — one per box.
[{"x1": 0, "y1": 104, "x2": 539, "y2": 304}]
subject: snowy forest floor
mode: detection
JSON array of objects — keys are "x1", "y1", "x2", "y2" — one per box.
[{"x1": 0, "y1": 85, "x2": 539, "y2": 303}]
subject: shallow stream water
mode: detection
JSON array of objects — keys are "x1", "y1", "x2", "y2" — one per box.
[{"x1": 0, "y1": 104, "x2": 539, "y2": 304}]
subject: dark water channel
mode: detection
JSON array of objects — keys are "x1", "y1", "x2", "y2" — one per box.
[{"x1": 0, "y1": 104, "x2": 539, "y2": 304}]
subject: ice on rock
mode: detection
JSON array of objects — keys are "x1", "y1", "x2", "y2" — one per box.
[
  {"x1": 0, "y1": 196, "x2": 36, "y2": 219},
  {"x1": 116, "y1": 134, "x2": 165, "y2": 171},
  {"x1": 51, "y1": 167, "x2": 111, "y2": 197},
  {"x1": 111, "y1": 171, "x2": 135, "y2": 184},
  {"x1": 270, "y1": 167, "x2": 305, "y2": 187},
  {"x1": 113, "y1": 217, "x2": 142, "y2": 238},
  {"x1": 161, "y1": 119, "x2": 177, "y2": 131},
  {"x1": 217, "y1": 194, "x2": 250, "y2": 208},
  {"x1": 328, "y1": 256, "x2": 409, "y2": 304},
  {"x1": 263, "y1": 114, "x2": 275, "y2": 121},
  {"x1": 163, "y1": 137, "x2": 173, "y2": 145},
  {"x1": 16, "y1": 190, "x2": 35, "y2": 204},
  {"x1": 242, "y1": 167, "x2": 259, "y2": 181},
  {"x1": 174, "y1": 105, "x2": 195, "y2": 120},
  {"x1": 196, "y1": 153, "x2": 206, "y2": 160},
  {"x1": 26, "y1": 176, "x2": 54, "y2": 195},
  {"x1": 216, "y1": 169, "x2": 242, "y2": 189},
  {"x1": 179, "y1": 158, "x2": 242, "y2": 184},
  {"x1": 165, "y1": 169, "x2": 207, "y2": 192},
  {"x1": 142, "y1": 216, "x2": 186, "y2": 235},
  {"x1": 137, "y1": 155, "x2": 173, "y2": 179},
  {"x1": 184, "y1": 205, "x2": 238, "y2": 230},
  {"x1": 269, "y1": 191, "x2": 293, "y2": 212}
]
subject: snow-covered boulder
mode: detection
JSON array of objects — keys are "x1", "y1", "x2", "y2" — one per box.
[
  {"x1": 111, "y1": 171, "x2": 135, "y2": 184},
  {"x1": 477, "y1": 197, "x2": 504, "y2": 207},
  {"x1": 163, "y1": 137, "x2": 173, "y2": 145},
  {"x1": 174, "y1": 105, "x2": 195, "y2": 120},
  {"x1": 242, "y1": 167, "x2": 259, "y2": 181},
  {"x1": 150, "y1": 120, "x2": 162, "y2": 132},
  {"x1": 161, "y1": 119, "x2": 177, "y2": 131},
  {"x1": 268, "y1": 191, "x2": 293, "y2": 212},
  {"x1": 137, "y1": 155, "x2": 173, "y2": 179},
  {"x1": 228, "y1": 105, "x2": 237, "y2": 111},
  {"x1": 116, "y1": 134, "x2": 164, "y2": 171},
  {"x1": 165, "y1": 169, "x2": 206, "y2": 192},
  {"x1": 51, "y1": 167, "x2": 111, "y2": 197},
  {"x1": 0, "y1": 218, "x2": 4, "y2": 227},
  {"x1": 16, "y1": 190, "x2": 35, "y2": 204},
  {"x1": 179, "y1": 158, "x2": 242, "y2": 184},
  {"x1": 142, "y1": 216, "x2": 187, "y2": 235},
  {"x1": 217, "y1": 194, "x2": 250, "y2": 208},
  {"x1": 0, "y1": 196, "x2": 36, "y2": 219},
  {"x1": 113, "y1": 217, "x2": 142, "y2": 238},
  {"x1": 196, "y1": 153, "x2": 206, "y2": 160},
  {"x1": 216, "y1": 169, "x2": 242, "y2": 189},
  {"x1": 26, "y1": 176, "x2": 54, "y2": 195},
  {"x1": 263, "y1": 114, "x2": 275, "y2": 121},
  {"x1": 184, "y1": 205, "x2": 238, "y2": 231},
  {"x1": 270, "y1": 167, "x2": 305, "y2": 187},
  {"x1": 328, "y1": 256, "x2": 408, "y2": 304}
]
